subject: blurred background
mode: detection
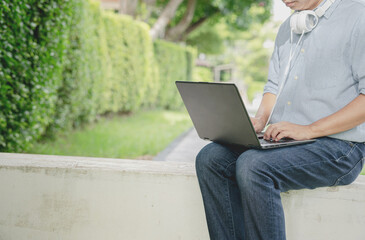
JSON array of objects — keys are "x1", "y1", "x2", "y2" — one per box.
[{"x1": 0, "y1": 0, "x2": 292, "y2": 160}]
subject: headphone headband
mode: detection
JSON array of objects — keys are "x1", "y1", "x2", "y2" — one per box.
[
  {"x1": 315, "y1": 0, "x2": 335, "y2": 17},
  {"x1": 290, "y1": 0, "x2": 336, "y2": 34}
]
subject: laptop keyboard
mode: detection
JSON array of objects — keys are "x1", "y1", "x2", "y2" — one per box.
[
  {"x1": 259, "y1": 138, "x2": 297, "y2": 145},
  {"x1": 256, "y1": 132, "x2": 296, "y2": 145}
]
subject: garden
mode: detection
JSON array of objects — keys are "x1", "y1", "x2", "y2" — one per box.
[{"x1": 1, "y1": 0, "x2": 363, "y2": 176}]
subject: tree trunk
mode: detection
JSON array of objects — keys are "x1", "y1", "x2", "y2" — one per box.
[
  {"x1": 178, "y1": 16, "x2": 208, "y2": 41},
  {"x1": 120, "y1": 0, "x2": 138, "y2": 17},
  {"x1": 150, "y1": 0, "x2": 184, "y2": 40},
  {"x1": 165, "y1": 0, "x2": 197, "y2": 41},
  {"x1": 178, "y1": 9, "x2": 220, "y2": 41}
]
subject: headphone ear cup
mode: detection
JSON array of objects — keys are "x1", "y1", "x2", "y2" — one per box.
[
  {"x1": 298, "y1": 12, "x2": 309, "y2": 32},
  {"x1": 290, "y1": 10, "x2": 319, "y2": 34}
]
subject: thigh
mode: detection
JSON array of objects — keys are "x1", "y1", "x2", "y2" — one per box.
[{"x1": 236, "y1": 137, "x2": 365, "y2": 192}]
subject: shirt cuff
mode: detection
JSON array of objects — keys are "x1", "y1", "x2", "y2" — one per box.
[
  {"x1": 263, "y1": 82, "x2": 278, "y2": 95},
  {"x1": 359, "y1": 79, "x2": 365, "y2": 95}
]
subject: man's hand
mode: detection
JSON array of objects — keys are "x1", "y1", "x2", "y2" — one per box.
[
  {"x1": 264, "y1": 121, "x2": 314, "y2": 141},
  {"x1": 251, "y1": 92, "x2": 277, "y2": 133},
  {"x1": 250, "y1": 117, "x2": 266, "y2": 133}
]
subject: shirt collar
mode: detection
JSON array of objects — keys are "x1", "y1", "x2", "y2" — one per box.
[{"x1": 315, "y1": 0, "x2": 342, "y2": 19}]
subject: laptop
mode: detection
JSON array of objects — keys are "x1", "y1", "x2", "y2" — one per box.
[{"x1": 176, "y1": 81, "x2": 316, "y2": 149}]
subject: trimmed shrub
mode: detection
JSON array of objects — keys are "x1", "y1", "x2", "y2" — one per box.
[
  {"x1": 193, "y1": 67, "x2": 213, "y2": 82},
  {"x1": 0, "y1": 0, "x2": 196, "y2": 152},
  {"x1": 50, "y1": 0, "x2": 105, "y2": 132},
  {"x1": 103, "y1": 12, "x2": 157, "y2": 113},
  {"x1": 186, "y1": 46, "x2": 197, "y2": 82},
  {"x1": 154, "y1": 40, "x2": 196, "y2": 109},
  {"x1": 88, "y1": 2, "x2": 113, "y2": 115},
  {"x1": 0, "y1": 0, "x2": 72, "y2": 151}
]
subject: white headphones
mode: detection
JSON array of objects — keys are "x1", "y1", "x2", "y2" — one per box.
[{"x1": 290, "y1": 0, "x2": 335, "y2": 34}]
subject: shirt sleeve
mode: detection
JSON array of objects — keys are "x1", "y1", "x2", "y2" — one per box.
[
  {"x1": 263, "y1": 39, "x2": 280, "y2": 96},
  {"x1": 351, "y1": 14, "x2": 365, "y2": 95}
]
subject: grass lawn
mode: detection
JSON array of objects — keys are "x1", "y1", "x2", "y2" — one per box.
[
  {"x1": 23, "y1": 108, "x2": 365, "y2": 175},
  {"x1": 27, "y1": 109, "x2": 192, "y2": 160}
]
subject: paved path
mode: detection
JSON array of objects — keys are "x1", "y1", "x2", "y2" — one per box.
[{"x1": 153, "y1": 127, "x2": 208, "y2": 163}]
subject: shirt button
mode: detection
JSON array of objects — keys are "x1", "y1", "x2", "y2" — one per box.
[
  {"x1": 294, "y1": 76, "x2": 298, "y2": 80},
  {"x1": 301, "y1": 49, "x2": 305, "y2": 53},
  {"x1": 287, "y1": 101, "x2": 291, "y2": 105}
]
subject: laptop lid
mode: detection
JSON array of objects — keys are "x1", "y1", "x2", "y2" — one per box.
[
  {"x1": 176, "y1": 81, "x2": 261, "y2": 148},
  {"x1": 176, "y1": 81, "x2": 316, "y2": 149}
]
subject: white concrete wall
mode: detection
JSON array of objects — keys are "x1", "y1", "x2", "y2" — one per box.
[{"x1": 0, "y1": 153, "x2": 364, "y2": 240}]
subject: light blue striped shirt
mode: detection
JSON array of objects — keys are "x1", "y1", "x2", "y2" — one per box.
[{"x1": 264, "y1": 0, "x2": 365, "y2": 142}]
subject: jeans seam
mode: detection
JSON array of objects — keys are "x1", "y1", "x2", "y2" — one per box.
[
  {"x1": 269, "y1": 185, "x2": 275, "y2": 240},
  {"x1": 354, "y1": 142, "x2": 365, "y2": 153},
  {"x1": 334, "y1": 155, "x2": 363, "y2": 186},
  {"x1": 334, "y1": 143, "x2": 357, "y2": 163},
  {"x1": 225, "y1": 178, "x2": 236, "y2": 240}
]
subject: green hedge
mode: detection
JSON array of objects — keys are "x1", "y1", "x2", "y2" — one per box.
[
  {"x1": 193, "y1": 66, "x2": 213, "y2": 82},
  {"x1": 154, "y1": 40, "x2": 196, "y2": 109},
  {"x1": 0, "y1": 0, "x2": 72, "y2": 151},
  {"x1": 51, "y1": 0, "x2": 100, "y2": 132},
  {"x1": 103, "y1": 12, "x2": 158, "y2": 113},
  {"x1": 0, "y1": 0, "x2": 196, "y2": 152}
]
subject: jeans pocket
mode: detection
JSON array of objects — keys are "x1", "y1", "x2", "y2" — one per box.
[{"x1": 334, "y1": 157, "x2": 364, "y2": 186}]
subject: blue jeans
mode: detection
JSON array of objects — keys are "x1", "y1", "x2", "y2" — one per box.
[{"x1": 196, "y1": 137, "x2": 365, "y2": 240}]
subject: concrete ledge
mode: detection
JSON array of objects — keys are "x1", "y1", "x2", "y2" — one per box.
[{"x1": 0, "y1": 153, "x2": 365, "y2": 240}]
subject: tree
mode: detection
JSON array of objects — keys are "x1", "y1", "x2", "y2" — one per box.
[
  {"x1": 185, "y1": 20, "x2": 226, "y2": 55},
  {"x1": 168, "y1": 0, "x2": 271, "y2": 41},
  {"x1": 149, "y1": 0, "x2": 185, "y2": 39},
  {"x1": 164, "y1": 0, "x2": 197, "y2": 40},
  {"x1": 139, "y1": 0, "x2": 272, "y2": 41},
  {"x1": 193, "y1": 5, "x2": 280, "y2": 101}
]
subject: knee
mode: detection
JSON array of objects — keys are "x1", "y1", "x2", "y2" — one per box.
[
  {"x1": 196, "y1": 142, "x2": 223, "y2": 171},
  {"x1": 195, "y1": 142, "x2": 234, "y2": 177}
]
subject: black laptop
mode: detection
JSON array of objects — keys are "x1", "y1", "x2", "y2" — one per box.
[{"x1": 176, "y1": 81, "x2": 316, "y2": 149}]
